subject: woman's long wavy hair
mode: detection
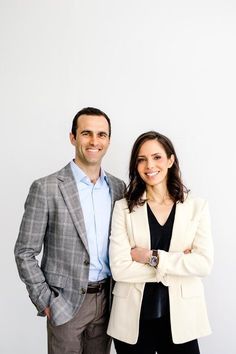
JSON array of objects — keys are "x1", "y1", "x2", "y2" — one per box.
[{"x1": 125, "y1": 131, "x2": 188, "y2": 212}]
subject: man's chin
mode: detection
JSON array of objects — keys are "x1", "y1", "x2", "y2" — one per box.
[{"x1": 85, "y1": 158, "x2": 102, "y2": 166}]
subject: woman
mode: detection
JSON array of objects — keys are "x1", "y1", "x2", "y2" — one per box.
[{"x1": 107, "y1": 131, "x2": 213, "y2": 354}]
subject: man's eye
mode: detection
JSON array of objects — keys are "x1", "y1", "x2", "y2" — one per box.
[
  {"x1": 82, "y1": 132, "x2": 89, "y2": 136},
  {"x1": 99, "y1": 133, "x2": 108, "y2": 138}
]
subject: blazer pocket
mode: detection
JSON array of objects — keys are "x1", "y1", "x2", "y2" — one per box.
[
  {"x1": 112, "y1": 282, "x2": 131, "y2": 298},
  {"x1": 44, "y1": 271, "x2": 68, "y2": 289},
  {"x1": 181, "y1": 279, "x2": 204, "y2": 298}
]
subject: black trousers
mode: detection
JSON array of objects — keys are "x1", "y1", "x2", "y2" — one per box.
[{"x1": 114, "y1": 314, "x2": 200, "y2": 354}]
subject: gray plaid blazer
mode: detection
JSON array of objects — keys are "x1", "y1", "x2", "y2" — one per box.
[{"x1": 14, "y1": 163, "x2": 125, "y2": 326}]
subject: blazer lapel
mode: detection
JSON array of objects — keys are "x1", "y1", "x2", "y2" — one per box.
[
  {"x1": 57, "y1": 164, "x2": 89, "y2": 253},
  {"x1": 106, "y1": 176, "x2": 115, "y2": 208},
  {"x1": 169, "y1": 200, "x2": 191, "y2": 252},
  {"x1": 127, "y1": 192, "x2": 193, "y2": 253},
  {"x1": 106, "y1": 172, "x2": 123, "y2": 208},
  {"x1": 130, "y1": 203, "x2": 151, "y2": 249}
]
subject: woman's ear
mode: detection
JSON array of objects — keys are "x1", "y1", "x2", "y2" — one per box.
[{"x1": 168, "y1": 154, "x2": 175, "y2": 168}]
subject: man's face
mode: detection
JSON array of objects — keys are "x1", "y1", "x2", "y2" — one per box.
[{"x1": 70, "y1": 114, "x2": 110, "y2": 169}]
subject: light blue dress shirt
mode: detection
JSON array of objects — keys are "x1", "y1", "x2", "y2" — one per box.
[{"x1": 70, "y1": 161, "x2": 111, "y2": 281}]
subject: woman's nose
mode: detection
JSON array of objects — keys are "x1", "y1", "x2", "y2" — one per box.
[{"x1": 146, "y1": 159, "x2": 154, "y2": 169}]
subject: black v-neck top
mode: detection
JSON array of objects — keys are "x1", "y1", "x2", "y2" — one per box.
[{"x1": 140, "y1": 203, "x2": 176, "y2": 320}]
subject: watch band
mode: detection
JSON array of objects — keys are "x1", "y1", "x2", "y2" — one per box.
[{"x1": 152, "y1": 249, "x2": 158, "y2": 258}]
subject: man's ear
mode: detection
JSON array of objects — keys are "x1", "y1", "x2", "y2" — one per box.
[{"x1": 69, "y1": 132, "x2": 76, "y2": 146}]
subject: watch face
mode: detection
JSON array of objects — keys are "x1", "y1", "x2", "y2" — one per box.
[{"x1": 150, "y1": 256, "x2": 158, "y2": 266}]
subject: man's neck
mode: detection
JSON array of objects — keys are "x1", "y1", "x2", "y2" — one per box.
[{"x1": 73, "y1": 159, "x2": 101, "y2": 184}]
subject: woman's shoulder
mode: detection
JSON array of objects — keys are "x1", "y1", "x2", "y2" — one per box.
[
  {"x1": 113, "y1": 198, "x2": 132, "y2": 218},
  {"x1": 183, "y1": 192, "x2": 208, "y2": 209},
  {"x1": 114, "y1": 197, "x2": 128, "y2": 208}
]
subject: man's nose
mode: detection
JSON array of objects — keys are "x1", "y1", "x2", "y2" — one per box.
[{"x1": 89, "y1": 134, "x2": 98, "y2": 145}]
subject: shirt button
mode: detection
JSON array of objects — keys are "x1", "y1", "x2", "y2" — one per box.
[
  {"x1": 84, "y1": 259, "x2": 89, "y2": 265},
  {"x1": 81, "y1": 288, "x2": 86, "y2": 294}
]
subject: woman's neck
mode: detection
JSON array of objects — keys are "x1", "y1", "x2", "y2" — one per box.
[{"x1": 146, "y1": 185, "x2": 172, "y2": 205}]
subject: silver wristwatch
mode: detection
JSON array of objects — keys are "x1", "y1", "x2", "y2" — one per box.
[{"x1": 148, "y1": 250, "x2": 159, "y2": 267}]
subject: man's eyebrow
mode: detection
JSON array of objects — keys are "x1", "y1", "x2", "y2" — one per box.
[
  {"x1": 98, "y1": 131, "x2": 109, "y2": 135},
  {"x1": 80, "y1": 129, "x2": 91, "y2": 133},
  {"x1": 80, "y1": 129, "x2": 108, "y2": 135}
]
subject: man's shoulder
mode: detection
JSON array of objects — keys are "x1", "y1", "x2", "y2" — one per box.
[
  {"x1": 105, "y1": 172, "x2": 126, "y2": 199},
  {"x1": 32, "y1": 163, "x2": 72, "y2": 186},
  {"x1": 105, "y1": 172, "x2": 125, "y2": 186}
]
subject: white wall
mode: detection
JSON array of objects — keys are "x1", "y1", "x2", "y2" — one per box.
[{"x1": 1, "y1": 1, "x2": 235, "y2": 353}]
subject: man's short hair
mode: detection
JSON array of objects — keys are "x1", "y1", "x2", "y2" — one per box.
[{"x1": 71, "y1": 107, "x2": 111, "y2": 138}]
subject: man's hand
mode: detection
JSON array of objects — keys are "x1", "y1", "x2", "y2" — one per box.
[{"x1": 44, "y1": 307, "x2": 51, "y2": 320}]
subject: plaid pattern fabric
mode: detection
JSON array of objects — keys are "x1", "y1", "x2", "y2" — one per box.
[{"x1": 14, "y1": 163, "x2": 125, "y2": 326}]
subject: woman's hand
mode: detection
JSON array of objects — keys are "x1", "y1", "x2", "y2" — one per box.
[{"x1": 131, "y1": 247, "x2": 151, "y2": 264}]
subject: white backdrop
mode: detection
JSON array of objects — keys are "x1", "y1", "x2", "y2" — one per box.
[{"x1": 1, "y1": 1, "x2": 235, "y2": 353}]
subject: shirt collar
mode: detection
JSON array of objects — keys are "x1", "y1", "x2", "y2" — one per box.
[{"x1": 70, "y1": 160, "x2": 108, "y2": 186}]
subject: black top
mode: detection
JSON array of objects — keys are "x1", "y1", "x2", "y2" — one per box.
[{"x1": 140, "y1": 203, "x2": 176, "y2": 320}]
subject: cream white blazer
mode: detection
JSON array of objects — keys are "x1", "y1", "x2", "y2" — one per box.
[{"x1": 107, "y1": 194, "x2": 213, "y2": 344}]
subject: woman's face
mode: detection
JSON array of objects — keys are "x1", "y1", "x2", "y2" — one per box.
[{"x1": 136, "y1": 139, "x2": 174, "y2": 187}]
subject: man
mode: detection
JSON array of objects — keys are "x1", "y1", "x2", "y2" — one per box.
[{"x1": 14, "y1": 107, "x2": 125, "y2": 354}]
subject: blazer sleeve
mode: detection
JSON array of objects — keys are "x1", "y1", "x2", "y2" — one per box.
[
  {"x1": 157, "y1": 200, "x2": 214, "y2": 280},
  {"x1": 109, "y1": 200, "x2": 157, "y2": 283},
  {"x1": 14, "y1": 180, "x2": 52, "y2": 313}
]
